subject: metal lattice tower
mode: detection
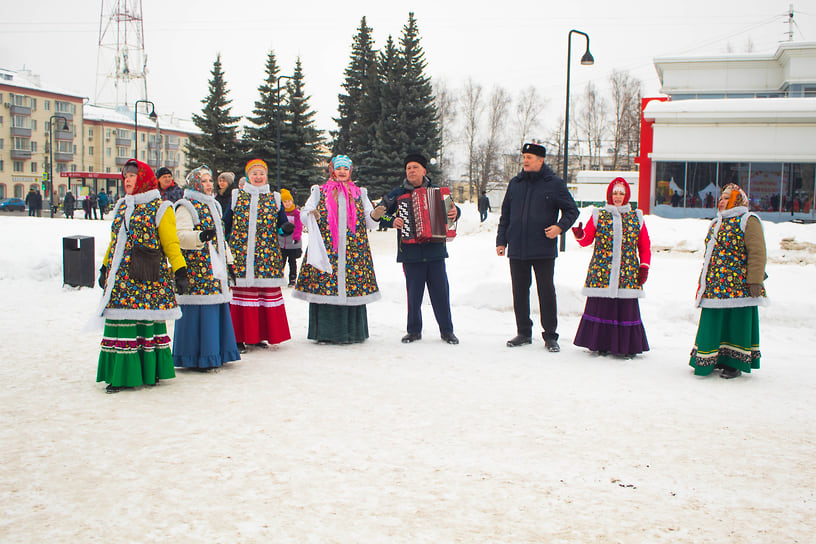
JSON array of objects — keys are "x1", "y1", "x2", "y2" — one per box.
[{"x1": 94, "y1": 0, "x2": 149, "y2": 108}]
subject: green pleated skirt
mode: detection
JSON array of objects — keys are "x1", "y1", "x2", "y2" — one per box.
[
  {"x1": 689, "y1": 306, "x2": 761, "y2": 376},
  {"x1": 307, "y1": 303, "x2": 369, "y2": 344},
  {"x1": 97, "y1": 319, "x2": 176, "y2": 387}
]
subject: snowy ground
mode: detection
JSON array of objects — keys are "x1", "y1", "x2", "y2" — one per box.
[{"x1": 1, "y1": 204, "x2": 815, "y2": 543}]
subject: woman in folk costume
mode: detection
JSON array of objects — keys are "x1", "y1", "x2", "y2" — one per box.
[
  {"x1": 228, "y1": 159, "x2": 293, "y2": 353},
  {"x1": 172, "y1": 165, "x2": 241, "y2": 371},
  {"x1": 293, "y1": 155, "x2": 380, "y2": 344},
  {"x1": 690, "y1": 183, "x2": 767, "y2": 379},
  {"x1": 572, "y1": 177, "x2": 651, "y2": 358},
  {"x1": 96, "y1": 159, "x2": 189, "y2": 393}
]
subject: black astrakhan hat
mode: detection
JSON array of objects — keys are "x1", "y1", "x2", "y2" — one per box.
[
  {"x1": 156, "y1": 167, "x2": 172, "y2": 178},
  {"x1": 522, "y1": 143, "x2": 546, "y2": 158},
  {"x1": 403, "y1": 153, "x2": 429, "y2": 170}
]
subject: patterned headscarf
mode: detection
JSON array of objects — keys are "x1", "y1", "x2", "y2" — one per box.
[
  {"x1": 322, "y1": 155, "x2": 360, "y2": 252},
  {"x1": 185, "y1": 165, "x2": 213, "y2": 193},
  {"x1": 122, "y1": 159, "x2": 157, "y2": 195},
  {"x1": 606, "y1": 177, "x2": 631, "y2": 205},
  {"x1": 722, "y1": 183, "x2": 748, "y2": 209}
]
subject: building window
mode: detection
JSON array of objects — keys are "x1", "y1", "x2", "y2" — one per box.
[
  {"x1": 117, "y1": 128, "x2": 129, "y2": 139},
  {"x1": 30, "y1": 141, "x2": 37, "y2": 153},
  {"x1": 31, "y1": 162, "x2": 38, "y2": 173},
  {"x1": 106, "y1": 148, "x2": 111, "y2": 157},
  {"x1": 88, "y1": 146, "x2": 94, "y2": 156},
  {"x1": 14, "y1": 161, "x2": 24, "y2": 172},
  {"x1": 71, "y1": 164, "x2": 77, "y2": 172},
  {"x1": 56, "y1": 141, "x2": 72, "y2": 153},
  {"x1": 106, "y1": 167, "x2": 111, "y2": 173},
  {"x1": 13, "y1": 137, "x2": 28, "y2": 150},
  {"x1": 44, "y1": 100, "x2": 50, "y2": 111},
  {"x1": 0, "y1": 138, "x2": 3, "y2": 150},
  {"x1": 117, "y1": 146, "x2": 129, "y2": 158},
  {"x1": 31, "y1": 119, "x2": 37, "y2": 131},
  {"x1": 88, "y1": 128, "x2": 93, "y2": 138},
  {"x1": 12, "y1": 115, "x2": 29, "y2": 129},
  {"x1": 30, "y1": 98, "x2": 36, "y2": 111},
  {"x1": 0, "y1": 160, "x2": 4, "y2": 172}
]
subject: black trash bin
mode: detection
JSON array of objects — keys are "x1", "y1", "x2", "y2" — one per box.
[{"x1": 63, "y1": 235, "x2": 95, "y2": 287}]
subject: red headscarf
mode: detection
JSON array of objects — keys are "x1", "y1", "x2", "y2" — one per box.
[
  {"x1": 123, "y1": 159, "x2": 158, "y2": 195},
  {"x1": 606, "y1": 177, "x2": 631, "y2": 205}
]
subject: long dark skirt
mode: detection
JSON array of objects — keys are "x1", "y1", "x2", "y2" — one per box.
[
  {"x1": 308, "y1": 303, "x2": 368, "y2": 344},
  {"x1": 573, "y1": 297, "x2": 650, "y2": 356},
  {"x1": 173, "y1": 303, "x2": 241, "y2": 369},
  {"x1": 689, "y1": 306, "x2": 760, "y2": 376}
]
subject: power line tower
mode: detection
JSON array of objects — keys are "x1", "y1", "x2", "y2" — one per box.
[{"x1": 94, "y1": 0, "x2": 149, "y2": 108}]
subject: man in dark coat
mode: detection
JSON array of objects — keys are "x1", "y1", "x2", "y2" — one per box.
[
  {"x1": 26, "y1": 186, "x2": 43, "y2": 217},
  {"x1": 478, "y1": 191, "x2": 491, "y2": 222},
  {"x1": 63, "y1": 190, "x2": 75, "y2": 219},
  {"x1": 496, "y1": 143, "x2": 579, "y2": 352},
  {"x1": 156, "y1": 167, "x2": 184, "y2": 203},
  {"x1": 373, "y1": 153, "x2": 462, "y2": 345}
]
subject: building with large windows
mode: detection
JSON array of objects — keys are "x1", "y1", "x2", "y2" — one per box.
[
  {"x1": 639, "y1": 41, "x2": 816, "y2": 222},
  {"x1": 0, "y1": 68, "x2": 85, "y2": 208}
]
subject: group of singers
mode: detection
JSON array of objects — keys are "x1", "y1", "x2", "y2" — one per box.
[{"x1": 94, "y1": 143, "x2": 767, "y2": 393}]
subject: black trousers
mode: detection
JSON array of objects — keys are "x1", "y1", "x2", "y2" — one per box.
[
  {"x1": 509, "y1": 258, "x2": 558, "y2": 340},
  {"x1": 403, "y1": 260, "x2": 454, "y2": 335}
]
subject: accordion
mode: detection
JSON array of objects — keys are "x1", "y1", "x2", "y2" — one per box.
[{"x1": 397, "y1": 187, "x2": 457, "y2": 244}]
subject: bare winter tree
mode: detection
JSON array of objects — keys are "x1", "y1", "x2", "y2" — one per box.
[
  {"x1": 543, "y1": 116, "x2": 565, "y2": 177},
  {"x1": 433, "y1": 79, "x2": 457, "y2": 186},
  {"x1": 609, "y1": 70, "x2": 642, "y2": 170},
  {"x1": 512, "y1": 86, "x2": 548, "y2": 171},
  {"x1": 477, "y1": 86, "x2": 511, "y2": 194},
  {"x1": 461, "y1": 78, "x2": 484, "y2": 202},
  {"x1": 575, "y1": 80, "x2": 607, "y2": 171}
]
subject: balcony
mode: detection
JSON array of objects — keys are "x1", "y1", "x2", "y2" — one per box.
[
  {"x1": 10, "y1": 105, "x2": 31, "y2": 116},
  {"x1": 115, "y1": 138, "x2": 132, "y2": 147},
  {"x1": 148, "y1": 141, "x2": 161, "y2": 150},
  {"x1": 115, "y1": 157, "x2": 131, "y2": 166},
  {"x1": 10, "y1": 149, "x2": 32, "y2": 159},
  {"x1": 165, "y1": 141, "x2": 179, "y2": 150},
  {"x1": 53, "y1": 111, "x2": 73, "y2": 121},
  {"x1": 54, "y1": 152, "x2": 74, "y2": 162},
  {"x1": 10, "y1": 127, "x2": 32, "y2": 138},
  {"x1": 55, "y1": 130, "x2": 74, "y2": 141},
  {"x1": 164, "y1": 158, "x2": 179, "y2": 167}
]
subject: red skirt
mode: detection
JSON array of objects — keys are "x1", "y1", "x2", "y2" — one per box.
[{"x1": 230, "y1": 287, "x2": 291, "y2": 344}]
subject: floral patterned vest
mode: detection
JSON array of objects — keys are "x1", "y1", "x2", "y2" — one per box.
[
  {"x1": 583, "y1": 205, "x2": 644, "y2": 299},
  {"x1": 293, "y1": 185, "x2": 380, "y2": 306},
  {"x1": 175, "y1": 191, "x2": 230, "y2": 305},
  {"x1": 696, "y1": 207, "x2": 766, "y2": 308},
  {"x1": 228, "y1": 184, "x2": 286, "y2": 287},
  {"x1": 97, "y1": 189, "x2": 181, "y2": 320}
]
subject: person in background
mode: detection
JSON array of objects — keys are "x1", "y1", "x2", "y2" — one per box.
[
  {"x1": 690, "y1": 183, "x2": 767, "y2": 379},
  {"x1": 572, "y1": 178, "x2": 651, "y2": 358},
  {"x1": 63, "y1": 190, "x2": 75, "y2": 219},
  {"x1": 26, "y1": 186, "x2": 42, "y2": 217},
  {"x1": 172, "y1": 165, "x2": 240, "y2": 371},
  {"x1": 293, "y1": 156, "x2": 380, "y2": 344},
  {"x1": 496, "y1": 142, "x2": 579, "y2": 352},
  {"x1": 98, "y1": 189, "x2": 109, "y2": 218},
  {"x1": 156, "y1": 166, "x2": 184, "y2": 203},
  {"x1": 374, "y1": 152, "x2": 461, "y2": 345},
  {"x1": 215, "y1": 171, "x2": 235, "y2": 240},
  {"x1": 478, "y1": 191, "x2": 491, "y2": 222},
  {"x1": 278, "y1": 188, "x2": 303, "y2": 287},
  {"x1": 95, "y1": 159, "x2": 188, "y2": 393},
  {"x1": 82, "y1": 194, "x2": 91, "y2": 219},
  {"x1": 88, "y1": 190, "x2": 99, "y2": 220},
  {"x1": 228, "y1": 159, "x2": 293, "y2": 353}
]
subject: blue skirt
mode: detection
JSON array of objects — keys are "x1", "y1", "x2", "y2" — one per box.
[{"x1": 173, "y1": 303, "x2": 241, "y2": 369}]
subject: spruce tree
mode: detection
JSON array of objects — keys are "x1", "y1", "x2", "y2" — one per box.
[
  {"x1": 278, "y1": 58, "x2": 324, "y2": 201},
  {"x1": 333, "y1": 17, "x2": 378, "y2": 158},
  {"x1": 186, "y1": 54, "x2": 242, "y2": 177},
  {"x1": 364, "y1": 35, "x2": 409, "y2": 197},
  {"x1": 243, "y1": 49, "x2": 282, "y2": 180},
  {"x1": 400, "y1": 12, "x2": 441, "y2": 180}
]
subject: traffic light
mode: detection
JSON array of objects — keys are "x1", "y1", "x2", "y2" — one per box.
[{"x1": 41, "y1": 180, "x2": 48, "y2": 192}]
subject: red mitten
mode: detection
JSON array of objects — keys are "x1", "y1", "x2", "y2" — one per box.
[
  {"x1": 638, "y1": 266, "x2": 649, "y2": 285},
  {"x1": 571, "y1": 221, "x2": 584, "y2": 239}
]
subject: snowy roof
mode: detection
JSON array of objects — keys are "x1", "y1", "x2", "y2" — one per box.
[
  {"x1": 84, "y1": 103, "x2": 201, "y2": 135},
  {"x1": 0, "y1": 66, "x2": 86, "y2": 100},
  {"x1": 643, "y1": 96, "x2": 816, "y2": 123}
]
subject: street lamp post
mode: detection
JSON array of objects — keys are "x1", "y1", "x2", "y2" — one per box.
[
  {"x1": 48, "y1": 115, "x2": 69, "y2": 218},
  {"x1": 134, "y1": 99, "x2": 157, "y2": 162},
  {"x1": 276, "y1": 75, "x2": 294, "y2": 193},
  {"x1": 562, "y1": 29, "x2": 594, "y2": 251}
]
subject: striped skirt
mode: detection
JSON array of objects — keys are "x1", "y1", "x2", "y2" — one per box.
[
  {"x1": 96, "y1": 319, "x2": 176, "y2": 387},
  {"x1": 229, "y1": 286, "x2": 291, "y2": 344},
  {"x1": 690, "y1": 306, "x2": 761, "y2": 376}
]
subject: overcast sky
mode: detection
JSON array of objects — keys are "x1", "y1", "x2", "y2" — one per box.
[{"x1": 2, "y1": 0, "x2": 814, "y2": 138}]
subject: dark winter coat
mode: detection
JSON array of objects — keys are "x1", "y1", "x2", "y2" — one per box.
[
  {"x1": 63, "y1": 192, "x2": 75, "y2": 211},
  {"x1": 496, "y1": 163, "x2": 579, "y2": 260},
  {"x1": 379, "y1": 177, "x2": 461, "y2": 264},
  {"x1": 160, "y1": 182, "x2": 185, "y2": 203},
  {"x1": 215, "y1": 187, "x2": 233, "y2": 240},
  {"x1": 26, "y1": 190, "x2": 43, "y2": 210}
]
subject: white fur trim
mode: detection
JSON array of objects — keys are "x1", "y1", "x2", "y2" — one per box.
[{"x1": 302, "y1": 186, "x2": 332, "y2": 274}]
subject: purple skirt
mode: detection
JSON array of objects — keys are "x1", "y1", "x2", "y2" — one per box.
[{"x1": 573, "y1": 297, "x2": 649, "y2": 355}]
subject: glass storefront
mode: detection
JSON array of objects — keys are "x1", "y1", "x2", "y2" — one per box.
[{"x1": 653, "y1": 161, "x2": 816, "y2": 222}]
